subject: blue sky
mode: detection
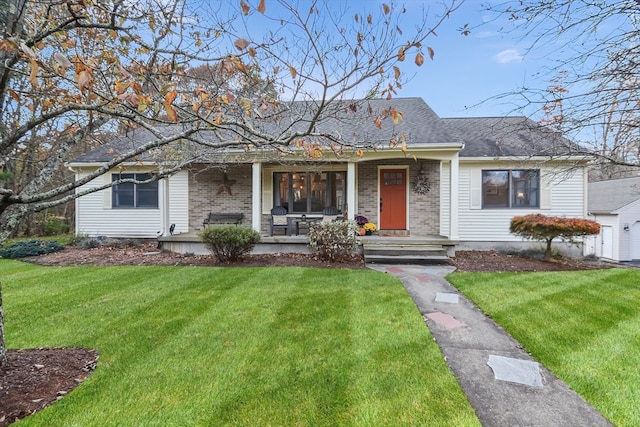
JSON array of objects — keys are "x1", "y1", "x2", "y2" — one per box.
[
  {"x1": 398, "y1": 0, "x2": 546, "y2": 119},
  {"x1": 200, "y1": 1, "x2": 559, "y2": 120}
]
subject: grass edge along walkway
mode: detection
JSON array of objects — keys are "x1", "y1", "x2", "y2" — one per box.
[
  {"x1": 448, "y1": 268, "x2": 640, "y2": 427},
  {"x1": 2, "y1": 260, "x2": 479, "y2": 426}
]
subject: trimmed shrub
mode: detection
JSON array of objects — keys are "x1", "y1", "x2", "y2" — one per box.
[
  {"x1": 198, "y1": 225, "x2": 261, "y2": 262},
  {"x1": 307, "y1": 220, "x2": 358, "y2": 262},
  {"x1": 510, "y1": 214, "x2": 600, "y2": 260},
  {"x1": 0, "y1": 239, "x2": 65, "y2": 259}
]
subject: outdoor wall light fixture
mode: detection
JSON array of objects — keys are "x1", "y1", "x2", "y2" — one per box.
[{"x1": 624, "y1": 224, "x2": 630, "y2": 231}]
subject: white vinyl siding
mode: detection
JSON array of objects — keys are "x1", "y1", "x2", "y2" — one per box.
[
  {"x1": 618, "y1": 199, "x2": 640, "y2": 261},
  {"x1": 596, "y1": 198, "x2": 640, "y2": 262},
  {"x1": 76, "y1": 169, "x2": 188, "y2": 238},
  {"x1": 457, "y1": 163, "x2": 587, "y2": 242},
  {"x1": 168, "y1": 171, "x2": 189, "y2": 234}
]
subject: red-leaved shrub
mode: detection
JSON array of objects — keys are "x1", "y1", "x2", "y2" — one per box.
[{"x1": 510, "y1": 214, "x2": 600, "y2": 259}]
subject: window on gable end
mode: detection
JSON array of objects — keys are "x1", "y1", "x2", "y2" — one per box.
[{"x1": 112, "y1": 173, "x2": 159, "y2": 209}]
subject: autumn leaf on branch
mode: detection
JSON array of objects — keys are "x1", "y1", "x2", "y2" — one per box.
[{"x1": 234, "y1": 38, "x2": 250, "y2": 51}]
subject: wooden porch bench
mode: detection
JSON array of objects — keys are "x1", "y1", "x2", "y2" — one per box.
[{"x1": 202, "y1": 212, "x2": 244, "y2": 228}]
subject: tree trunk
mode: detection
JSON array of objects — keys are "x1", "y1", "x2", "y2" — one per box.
[
  {"x1": 544, "y1": 239, "x2": 553, "y2": 260},
  {"x1": 0, "y1": 204, "x2": 28, "y2": 247},
  {"x1": 0, "y1": 282, "x2": 6, "y2": 368}
]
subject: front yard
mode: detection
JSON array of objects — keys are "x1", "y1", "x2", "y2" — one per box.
[
  {"x1": 448, "y1": 268, "x2": 640, "y2": 427},
  {"x1": 1, "y1": 260, "x2": 479, "y2": 426},
  {"x1": 4, "y1": 252, "x2": 639, "y2": 426}
]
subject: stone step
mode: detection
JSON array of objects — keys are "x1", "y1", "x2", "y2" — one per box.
[
  {"x1": 363, "y1": 245, "x2": 447, "y2": 254},
  {"x1": 362, "y1": 241, "x2": 452, "y2": 265},
  {"x1": 364, "y1": 254, "x2": 452, "y2": 265}
]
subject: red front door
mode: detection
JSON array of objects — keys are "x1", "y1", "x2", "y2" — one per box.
[{"x1": 379, "y1": 168, "x2": 407, "y2": 229}]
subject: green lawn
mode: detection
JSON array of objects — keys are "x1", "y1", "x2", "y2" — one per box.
[
  {"x1": 1, "y1": 260, "x2": 479, "y2": 426},
  {"x1": 448, "y1": 268, "x2": 640, "y2": 427}
]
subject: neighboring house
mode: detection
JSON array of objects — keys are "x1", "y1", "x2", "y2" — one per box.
[
  {"x1": 587, "y1": 177, "x2": 640, "y2": 262},
  {"x1": 67, "y1": 98, "x2": 590, "y2": 255}
]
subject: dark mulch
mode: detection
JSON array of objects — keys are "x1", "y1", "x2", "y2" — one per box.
[
  {"x1": 22, "y1": 244, "x2": 367, "y2": 269},
  {"x1": 451, "y1": 250, "x2": 610, "y2": 272},
  {"x1": 0, "y1": 348, "x2": 98, "y2": 426},
  {"x1": 0, "y1": 245, "x2": 612, "y2": 425}
]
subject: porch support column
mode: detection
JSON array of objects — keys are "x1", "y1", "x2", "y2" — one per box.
[
  {"x1": 449, "y1": 154, "x2": 459, "y2": 240},
  {"x1": 347, "y1": 162, "x2": 356, "y2": 220},
  {"x1": 161, "y1": 176, "x2": 170, "y2": 236},
  {"x1": 251, "y1": 162, "x2": 262, "y2": 233}
]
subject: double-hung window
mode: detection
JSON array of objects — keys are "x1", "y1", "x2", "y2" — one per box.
[
  {"x1": 482, "y1": 170, "x2": 539, "y2": 208},
  {"x1": 112, "y1": 173, "x2": 159, "y2": 209}
]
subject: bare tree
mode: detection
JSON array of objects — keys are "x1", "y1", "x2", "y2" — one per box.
[
  {"x1": 486, "y1": 1, "x2": 640, "y2": 175},
  {"x1": 0, "y1": 0, "x2": 462, "y2": 366}
]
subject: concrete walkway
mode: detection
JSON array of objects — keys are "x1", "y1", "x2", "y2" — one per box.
[{"x1": 368, "y1": 264, "x2": 613, "y2": 427}]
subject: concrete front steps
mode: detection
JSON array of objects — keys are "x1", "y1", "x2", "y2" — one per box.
[{"x1": 361, "y1": 236, "x2": 455, "y2": 265}]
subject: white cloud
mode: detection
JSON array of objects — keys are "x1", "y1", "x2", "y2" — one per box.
[
  {"x1": 475, "y1": 30, "x2": 499, "y2": 38},
  {"x1": 495, "y1": 49, "x2": 523, "y2": 64}
]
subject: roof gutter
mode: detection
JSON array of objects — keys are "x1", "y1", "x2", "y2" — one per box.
[{"x1": 460, "y1": 155, "x2": 592, "y2": 162}]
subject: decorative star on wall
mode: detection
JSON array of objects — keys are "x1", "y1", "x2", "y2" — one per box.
[{"x1": 216, "y1": 172, "x2": 236, "y2": 195}]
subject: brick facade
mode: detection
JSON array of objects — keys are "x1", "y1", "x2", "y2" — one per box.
[
  {"x1": 356, "y1": 159, "x2": 440, "y2": 236},
  {"x1": 188, "y1": 164, "x2": 253, "y2": 232},
  {"x1": 188, "y1": 160, "x2": 441, "y2": 236}
]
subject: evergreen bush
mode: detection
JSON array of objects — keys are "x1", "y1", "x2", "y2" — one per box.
[
  {"x1": 0, "y1": 239, "x2": 65, "y2": 258},
  {"x1": 198, "y1": 225, "x2": 261, "y2": 262}
]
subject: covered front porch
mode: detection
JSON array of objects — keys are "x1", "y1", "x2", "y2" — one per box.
[
  {"x1": 158, "y1": 233, "x2": 456, "y2": 263},
  {"x1": 175, "y1": 146, "x2": 462, "y2": 242}
]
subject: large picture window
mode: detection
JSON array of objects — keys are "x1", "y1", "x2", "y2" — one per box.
[
  {"x1": 482, "y1": 170, "x2": 539, "y2": 208},
  {"x1": 274, "y1": 171, "x2": 346, "y2": 213},
  {"x1": 112, "y1": 173, "x2": 159, "y2": 209}
]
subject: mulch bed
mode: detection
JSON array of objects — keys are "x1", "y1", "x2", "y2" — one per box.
[
  {"x1": 0, "y1": 349, "x2": 98, "y2": 427},
  {"x1": 451, "y1": 250, "x2": 609, "y2": 272},
  {"x1": 0, "y1": 245, "x2": 612, "y2": 425}
]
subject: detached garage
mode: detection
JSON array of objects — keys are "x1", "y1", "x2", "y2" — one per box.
[{"x1": 588, "y1": 177, "x2": 640, "y2": 262}]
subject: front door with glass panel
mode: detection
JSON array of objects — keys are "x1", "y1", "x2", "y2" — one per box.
[{"x1": 379, "y1": 169, "x2": 407, "y2": 229}]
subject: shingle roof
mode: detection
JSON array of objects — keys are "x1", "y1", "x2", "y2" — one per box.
[
  {"x1": 332, "y1": 97, "x2": 460, "y2": 145},
  {"x1": 70, "y1": 98, "x2": 576, "y2": 163},
  {"x1": 71, "y1": 127, "x2": 183, "y2": 163},
  {"x1": 588, "y1": 177, "x2": 640, "y2": 214},
  {"x1": 442, "y1": 116, "x2": 579, "y2": 157}
]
